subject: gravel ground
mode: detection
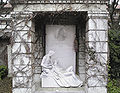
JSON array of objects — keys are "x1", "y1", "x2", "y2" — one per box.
[{"x1": 0, "y1": 77, "x2": 12, "y2": 93}]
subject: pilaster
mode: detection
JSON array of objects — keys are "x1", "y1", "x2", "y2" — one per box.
[
  {"x1": 11, "y1": 12, "x2": 35, "y2": 93},
  {"x1": 86, "y1": 11, "x2": 108, "y2": 93}
]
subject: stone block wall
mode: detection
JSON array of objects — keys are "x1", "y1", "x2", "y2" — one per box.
[
  {"x1": 78, "y1": 26, "x2": 86, "y2": 83},
  {"x1": 33, "y1": 26, "x2": 45, "y2": 90}
]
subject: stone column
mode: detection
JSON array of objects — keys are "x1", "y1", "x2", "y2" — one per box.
[
  {"x1": 11, "y1": 12, "x2": 35, "y2": 93},
  {"x1": 86, "y1": 12, "x2": 108, "y2": 93}
]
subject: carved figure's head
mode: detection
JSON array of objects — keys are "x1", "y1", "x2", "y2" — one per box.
[{"x1": 48, "y1": 50, "x2": 55, "y2": 56}]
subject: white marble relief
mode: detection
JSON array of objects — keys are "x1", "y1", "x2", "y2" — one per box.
[
  {"x1": 46, "y1": 25, "x2": 76, "y2": 71},
  {"x1": 55, "y1": 27, "x2": 66, "y2": 41},
  {"x1": 40, "y1": 51, "x2": 83, "y2": 88}
]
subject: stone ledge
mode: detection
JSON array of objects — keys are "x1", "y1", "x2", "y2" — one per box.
[{"x1": 35, "y1": 87, "x2": 85, "y2": 93}]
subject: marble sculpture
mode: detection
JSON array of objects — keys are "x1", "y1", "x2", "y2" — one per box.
[{"x1": 40, "y1": 50, "x2": 83, "y2": 87}]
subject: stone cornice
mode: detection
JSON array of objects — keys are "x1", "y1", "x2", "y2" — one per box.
[{"x1": 10, "y1": 0, "x2": 108, "y2": 4}]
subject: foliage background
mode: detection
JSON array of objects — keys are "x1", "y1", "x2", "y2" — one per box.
[
  {"x1": 108, "y1": 0, "x2": 120, "y2": 92},
  {"x1": 109, "y1": 28, "x2": 120, "y2": 78}
]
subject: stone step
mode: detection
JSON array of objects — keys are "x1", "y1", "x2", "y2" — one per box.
[
  {"x1": 35, "y1": 91, "x2": 85, "y2": 93},
  {"x1": 35, "y1": 87, "x2": 85, "y2": 93}
]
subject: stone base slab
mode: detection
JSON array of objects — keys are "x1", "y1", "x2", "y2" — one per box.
[{"x1": 35, "y1": 87, "x2": 85, "y2": 93}]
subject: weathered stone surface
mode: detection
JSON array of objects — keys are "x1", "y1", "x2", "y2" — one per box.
[
  {"x1": 86, "y1": 53, "x2": 108, "y2": 65},
  {"x1": 12, "y1": 42, "x2": 33, "y2": 53},
  {"x1": 13, "y1": 4, "x2": 107, "y2": 12},
  {"x1": 88, "y1": 87, "x2": 107, "y2": 93},
  {"x1": 79, "y1": 74, "x2": 86, "y2": 82},
  {"x1": 0, "y1": 40, "x2": 9, "y2": 66},
  {"x1": 86, "y1": 64, "x2": 107, "y2": 76},
  {"x1": 79, "y1": 67, "x2": 86, "y2": 74},
  {"x1": 34, "y1": 66, "x2": 41, "y2": 74},
  {"x1": 86, "y1": 31, "x2": 108, "y2": 41},
  {"x1": 35, "y1": 87, "x2": 85, "y2": 93},
  {"x1": 13, "y1": 88, "x2": 31, "y2": 93},
  {"x1": 13, "y1": 65, "x2": 32, "y2": 76},
  {"x1": 88, "y1": 76, "x2": 107, "y2": 87},
  {"x1": 13, "y1": 76, "x2": 32, "y2": 87},
  {"x1": 12, "y1": 54, "x2": 32, "y2": 65},
  {"x1": 79, "y1": 52, "x2": 85, "y2": 59},
  {"x1": 88, "y1": 19, "x2": 108, "y2": 30},
  {"x1": 86, "y1": 12, "x2": 108, "y2": 93},
  {"x1": 79, "y1": 59, "x2": 85, "y2": 67},
  {"x1": 15, "y1": 20, "x2": 32, "y2": 27},
  {"x1": 88, "y1": 42, "x2": 108, "y2": 52},
  {"x1": 12, "y1": 31, "x2": 33, "y2": 42}
]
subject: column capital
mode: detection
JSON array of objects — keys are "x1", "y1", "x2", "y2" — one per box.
[
  {"x1": 11, "y1": 11, "x2": 33, "y2": 19},
  {"x1": 11, "y1": 11, "x2": 33, "y2": 15},
  {"x1": 88, "y1": 11, "x2": 108, "y2": 19}
]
